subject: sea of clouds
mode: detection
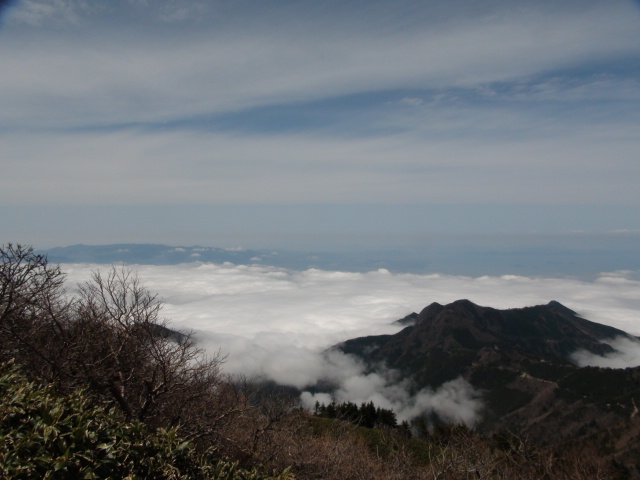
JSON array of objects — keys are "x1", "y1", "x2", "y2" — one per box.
[{"x1": 62, "y1": 263, "x2": 640, "y2": 424}]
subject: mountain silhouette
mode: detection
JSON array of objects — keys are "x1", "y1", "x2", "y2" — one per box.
[{"x1": 336, "y1": 300, "x2": 640, "y2": 474}]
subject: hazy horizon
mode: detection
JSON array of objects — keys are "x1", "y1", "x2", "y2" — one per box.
[{"x1": 34, "y1": 231, "x2": 640, "y2": 281}]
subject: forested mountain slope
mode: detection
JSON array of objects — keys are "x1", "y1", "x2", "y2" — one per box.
[{"x1": 337, "y1": 300, "x2": 640, "y2": 476}]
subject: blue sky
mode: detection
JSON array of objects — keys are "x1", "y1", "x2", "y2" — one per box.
[{"x1": 1, "y1": 0, "x2": 640, "y2": 255}]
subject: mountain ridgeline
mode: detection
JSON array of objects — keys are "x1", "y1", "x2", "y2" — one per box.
[
  {"x1": 336, "y1": 299, "x2": 640, "y2": 475},
  {"x1": 340, "y1": 299, "x2": 632, "y2": 381}
]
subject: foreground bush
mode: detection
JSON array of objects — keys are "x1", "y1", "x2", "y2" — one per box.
[
  {"x1": 0, "y1": 244, "x2": 244, "y2": 447},
  {"x1": 0, "y1": 362, "x2": 292, "y2": 480}
]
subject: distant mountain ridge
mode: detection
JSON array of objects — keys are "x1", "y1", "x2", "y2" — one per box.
[
  {"x1": 38, "y1": 243, "x2": 426, "y2": 272},
  {"x1": 41, "y1": 243, "x2": 273, "y2": 266},
  {"x1": 341, "y1": 299, "x2": 632, "y2": 376},
  {"x1": 335, "y1": 300, "x2": 640, "y2": 475}
]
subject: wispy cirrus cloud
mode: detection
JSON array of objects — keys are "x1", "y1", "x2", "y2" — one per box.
[{"x1": 2, "y1": 1, "x2": 639, "y2": 129}]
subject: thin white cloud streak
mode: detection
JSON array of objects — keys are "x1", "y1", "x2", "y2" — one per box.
[
  {"x1": 61, "y1": 262, "x2": 640, "y2": 424},
  {"x1": 1, "y1": 1, "x2": 638, "y2": 128}
]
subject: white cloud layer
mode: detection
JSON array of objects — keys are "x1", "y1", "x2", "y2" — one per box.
[
  {"x1": 571, "y1": 336, "x2": 640, "y2": 369},
  {"x1": 61, "y1": 262, "x2": 640, "y2": 424}
]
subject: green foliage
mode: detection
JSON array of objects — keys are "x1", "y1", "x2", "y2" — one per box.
[
  {"x1": 313, "y1": 400, "x2": 398, "y2": 429},
  {"x1": 0, "y1": 362, "x2": 292, "y2": 480}
]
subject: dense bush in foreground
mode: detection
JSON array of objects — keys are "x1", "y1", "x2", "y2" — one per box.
[{"x1": 0, "y1": 362, "x2": 291, "y2": 480}]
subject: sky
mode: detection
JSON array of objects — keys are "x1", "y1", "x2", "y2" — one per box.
[
  {"x1": 1, "y1": 0, "x2": 640, "y2": 253},
  {"x1": 62, "y1": 262, "x2": 640, "y2": 424}
]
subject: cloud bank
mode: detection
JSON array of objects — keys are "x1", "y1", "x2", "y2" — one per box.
[
  {"x1": 301, "y1": 372, "x2": 483, "y2": 426},
  {"x1": 571, "y1": 336, "x2": 640, "y2": 369},
  {"x1": 61, "y1": 262, "x2": 640, "y2": 424}
]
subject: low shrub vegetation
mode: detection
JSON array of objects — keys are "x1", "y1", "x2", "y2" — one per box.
[{"x1": 0, "y1": 362, "x2": 290, "y2": 480}]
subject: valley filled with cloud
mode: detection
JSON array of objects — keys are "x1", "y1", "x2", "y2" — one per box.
[{"x1": 62, "y1": 262, "x2": 640, "y2": 423}]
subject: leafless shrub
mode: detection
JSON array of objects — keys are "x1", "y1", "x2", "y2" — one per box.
[
  {"x1": 0, "y1": 243, "x2": 70, "y2": 378},
  {"x1": 0, "y1": 247, "x2": 247, "y2": 449},
  {"x1": 66, "y1": 266, "x2": 247, "y2": 439}
]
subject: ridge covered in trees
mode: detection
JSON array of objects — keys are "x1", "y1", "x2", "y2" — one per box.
[{"x1": 313, "y1": 400, "x2": 410, "y2": 433}]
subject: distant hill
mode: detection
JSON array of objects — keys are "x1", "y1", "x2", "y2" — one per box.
[
  {"x1": 336, "y1": 300, "x2": 640, "y2": 476},
  {"x1": 38, "y1": 243, "x2": 427, "y2": 272},
  {"x1": 41, "y1": 243, "x2": 276, "y2": 266}
]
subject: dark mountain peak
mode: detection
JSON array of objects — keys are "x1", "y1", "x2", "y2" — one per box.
[
  {"x1": 393, "y1": 312, "x2": 419, "y2": 326},
  {"x1": 410, "y1": 300, "x2": 626, "y2": 352},
  {"x1": 417, "y1": 301, "x2": 444, "y2": 318},
  {"x1": 415, "y1": 299, "x2": 497, "y2": 334},
  {"x1": 546, "y1": 300, "x2": 577, "y2": 315},
  {"x1": 447, "y1": 299, "x2": 493, "y2": 317},
  {"x1": 340, "y1": 299, "x2": 633, "y2": 382},
  {"x1": 419, "y1": 299, "x2": 480, "y2": 316},
  {"x1": 418, "y1": 298, "x2": 495, "y2": 320},
  {"x1": 452, "y1": 298, "x2": 479, "y2": 308}
]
